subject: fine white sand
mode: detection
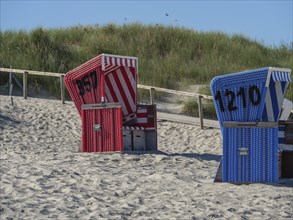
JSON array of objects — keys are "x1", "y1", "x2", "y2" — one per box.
[{"x1": 0, "y1": 95, "x2": 292, "y2": 219}]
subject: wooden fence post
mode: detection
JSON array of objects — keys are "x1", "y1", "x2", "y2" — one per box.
[
  {"x1": 198, "y1": 95, "x2": 204, "y2": 129},
  {"x1": 9, "y1": 84, "x2": 14, "y2": 106},
  {"x1": 9, "y1": 66, "x2": 12, "y2": 85},
  {"x1": 23, "y1": 71, "x2": 28, "y2": 99},
  {"x1": 149, "y1": 88, "x2": 155, "y2": 105},
  {"x1": 60, "y1": 75, "x2": 65, "y2": 104}
]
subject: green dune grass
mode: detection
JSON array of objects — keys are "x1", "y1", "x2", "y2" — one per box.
[{"x1": 1, "y1": 23, "x2": 292, "y2": 116}]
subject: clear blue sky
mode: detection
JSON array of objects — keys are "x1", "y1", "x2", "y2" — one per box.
[{"x1": 1, "y1": 0, "x2": 292, "y2": 47}]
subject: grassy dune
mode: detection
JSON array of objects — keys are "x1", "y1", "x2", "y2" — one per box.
[{"x1": 1, "y1": 23, "x2": 292, "y2": 110}]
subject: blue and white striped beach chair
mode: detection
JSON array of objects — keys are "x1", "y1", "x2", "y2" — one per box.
[{"x1": 211, "y1": 67, "x2": 291, "y2": 183}]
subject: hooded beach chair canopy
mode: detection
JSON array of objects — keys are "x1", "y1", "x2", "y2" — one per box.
[
  {"x1": 210, "y1": 67, "x2": 291, "y2": 128},
  {"x1": 64, "y1": 54, "x2": 138, "y2": 122}
]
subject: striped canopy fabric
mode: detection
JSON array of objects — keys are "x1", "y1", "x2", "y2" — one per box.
[
  {"x1": 64, "y1": 54, "x2": 138, "y2": 122},
  {"x1": 271, "y1": 70, "x2": 291, "y2": 82},
  {"x1": 263, "y1": 69, "x2": 291, "y2": 122},
  {"x1": 104, "y1": 66, "x2": 137, "y2": 121}
]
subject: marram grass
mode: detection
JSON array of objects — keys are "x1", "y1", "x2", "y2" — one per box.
[{"x1": 1, "y1": 23, "x2": 292, "y2": 115}]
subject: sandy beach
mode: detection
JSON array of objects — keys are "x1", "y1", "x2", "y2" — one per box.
[{"x1": 0, "y1": 95, "x2": 292, "y2": 219}]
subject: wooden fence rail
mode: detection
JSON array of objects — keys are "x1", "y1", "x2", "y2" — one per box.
[
  {"x1": 137, "y1": 84, "x2": 213, "y2": 129},
  {"x1": 1, "y1": 67, "x2": 215, "y2": 128},
  {"x1": 3, "y1": 67, "x2": 291, "y2": 128},
  {"x1": 0, "y1": 67, "x2": 66, "y2": 104},
  {"x1": 0, "y1": 68, "x2": 293, "y2": 129}
]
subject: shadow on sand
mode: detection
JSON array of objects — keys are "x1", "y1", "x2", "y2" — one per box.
[
  {"x1": 124, "y1": 150, "x2": 221, "y2": 162},
  {"x1": 0, "y1": 114, "x2": 21, "y2": 129}
]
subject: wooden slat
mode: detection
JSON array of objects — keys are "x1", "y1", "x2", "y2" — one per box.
[{"x1": 0, "y1": 68, "x2": 64, "y2": 77}]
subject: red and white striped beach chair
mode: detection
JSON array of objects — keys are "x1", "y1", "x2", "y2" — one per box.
[{"x1": 64, "y1": 54, "x2": 157, "y2": 152}]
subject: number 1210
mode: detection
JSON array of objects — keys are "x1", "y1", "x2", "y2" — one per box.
[{"x1": 214, "y1": 85, "x2": 261, "y2": 112}]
